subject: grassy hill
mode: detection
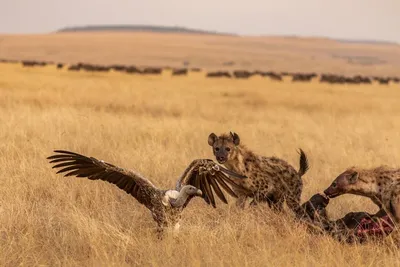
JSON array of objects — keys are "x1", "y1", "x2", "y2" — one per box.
[{"x1": 57, "y1": 25, "x2": 235, "y2": 36}]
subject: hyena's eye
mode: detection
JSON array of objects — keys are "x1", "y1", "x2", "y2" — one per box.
[
  {"x1": 215, "y1": 147, "x2": 220, "y2": 152},
  {"x1": 226, "y1": 147, "x2": 231, "y2": 152},
  {"x1": 332, "y1": 181, "x2": 337, "y2": 188}
]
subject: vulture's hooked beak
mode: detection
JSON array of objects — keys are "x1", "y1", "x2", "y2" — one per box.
[{"x1": 196, "y1": 189, "x2": 203, "y2": 196}]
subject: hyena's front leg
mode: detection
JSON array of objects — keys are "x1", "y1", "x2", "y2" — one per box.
[
  {"x1": 232, "y1": 187, "x2": 248, "y2": 209},
  {"x1": 236, "y1": 194, "x2": 247, "y2": 209},
  {"x1": 389, "y1": 191, "x2": 400, "y2": 224}
]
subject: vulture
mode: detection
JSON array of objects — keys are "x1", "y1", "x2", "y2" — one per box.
[{"x1": 47, "y1": 150, "x2": 247, "y2": 236}]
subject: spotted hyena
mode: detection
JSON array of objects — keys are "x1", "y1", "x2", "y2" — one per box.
[
  {"x1": 208, "y1": 131, "x2": 309, "y2": 215},
  {"x1": 324, "y1": 166, "x2": 400, "y2": 223}
]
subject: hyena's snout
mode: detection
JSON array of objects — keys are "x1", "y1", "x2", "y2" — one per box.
[{"x1": 216, "y1": 155, "x2": 227, "y2": 163}]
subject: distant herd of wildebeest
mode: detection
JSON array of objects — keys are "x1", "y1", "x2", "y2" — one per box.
[{"x1": 1, "y1": 58, "x2": 399, "y2": 85}]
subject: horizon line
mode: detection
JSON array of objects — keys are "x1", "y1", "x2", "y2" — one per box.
[{"x1": 0, "y1": 24, "x2": 398, "y2": 46}]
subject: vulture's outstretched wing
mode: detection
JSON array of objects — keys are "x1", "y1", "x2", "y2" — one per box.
[
  {"x1": 47, "y1": 150, "x2": 160, "y2": 211},
  {"x1": 176, "y1": 159, "x2": 248, "y2": 208}
]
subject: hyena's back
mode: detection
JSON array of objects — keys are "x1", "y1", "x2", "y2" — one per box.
[{"x1": 242, "y1": 150, "x2": 309, "y2": 212}]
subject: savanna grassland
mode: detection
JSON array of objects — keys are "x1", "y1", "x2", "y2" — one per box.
[{"x1": 1, "y1": 37, "x2": 400, "y2": 266}]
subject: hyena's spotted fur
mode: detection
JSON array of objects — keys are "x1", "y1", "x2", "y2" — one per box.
[
  {"x1": 324, "y1": 166, "x2": 400, "y2": 223},
  {"x1": 208, "y1": 132, "x2": 309, "y2": 215}
]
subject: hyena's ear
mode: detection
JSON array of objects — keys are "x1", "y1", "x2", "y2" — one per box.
[
  {"x1": 208, "y1": 133, "x2": 218, "y2": 146},
  {"x1": 230, "y1": 132, "x2": 240, "y2": 146},
  {"x1": 348, "y1": 172, "x2": 359, "y2": 184}
]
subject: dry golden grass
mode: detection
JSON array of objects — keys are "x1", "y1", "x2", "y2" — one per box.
[
  {"x1": 1, "y1": 62, "x2": 400, "y2": 266},
  {"x1": 1, "y1": 32, "x2": 400, "y2": 76}
]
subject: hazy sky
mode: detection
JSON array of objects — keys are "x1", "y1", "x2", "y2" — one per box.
[{"x1": 1, "y1": 0, "x2": 399, "y2": 42}]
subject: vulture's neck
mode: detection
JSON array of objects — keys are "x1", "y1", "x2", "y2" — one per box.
[{"x1": 165, "y1": 190, "x2": 190, "y2": 208}]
